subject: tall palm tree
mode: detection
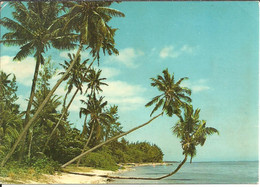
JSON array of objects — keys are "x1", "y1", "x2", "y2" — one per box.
[
  {"x1": 42, "y1": 54, "x2": 89, "y2": 152},
  {"x1": 61, "y1": 69, "x2": 192, "y2": 168},
  {"x1": 61, "y1": 53, "x2": 89, "y2": 108},
  {"x1": 77, "y1": 95, "x2": 112, "y2": 166},
  {"x1": 1, "y1": 2, "x2": 124, "y2": 166},
  {"x1": 0, "y1": 1, "x2": 77, "y2": 161}
]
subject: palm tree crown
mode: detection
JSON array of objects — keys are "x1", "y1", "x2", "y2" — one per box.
[
  {"x1": 85, "y1": 68, "x2": 108, "y2": 97},
  {"x1": 145, "y1": 68, "x2": 192, "y2": 117},
  {"x1": 80, "y1": 96, "x2": 112, "y2": 145},
  {"x1": 0, "y1": 2, "x2": 77, "y2": 63},
  {"x1": 173, "y1": 104, "x2": 219, "y2": 163},
  {"x1": 61, "y1": 1, "x2": 125, "y2": 61}
]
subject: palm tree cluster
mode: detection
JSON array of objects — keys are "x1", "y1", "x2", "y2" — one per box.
[
  {"x1": 0, "y1": 1, "x2": 219, "y2": 181},
  {"x1": 0, "y1": 1, "x2": 125, "y2": 167}
]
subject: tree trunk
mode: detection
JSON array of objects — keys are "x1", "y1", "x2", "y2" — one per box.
[
  {"x1": 76, "y1": 120, "x2": 94, "y2": 167},
  {"x1": 27, "y1": 128, "x2": 34, "y2": 160},
  {"x1": 18, "y1": 60, "x2": 41, "y2": 162},
  {"x1": 42, "y1": 87, "x2": 80, "y2": 153},
  {"x1": 61, "y1": 112, "x2": 163, "y2": 168},
  {"x1": 1, "y1": 42, "x2": 84, "y2": 167},
  {"x1": 63, "y1": 155, "x2": 187, "y2": 180}
]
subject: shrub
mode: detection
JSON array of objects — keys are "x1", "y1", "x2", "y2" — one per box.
[{"x1": 82, "y1": 151, "x2": 119, "y2": 171}]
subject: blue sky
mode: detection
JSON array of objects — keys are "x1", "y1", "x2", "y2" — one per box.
[{"x1": 0, "y1": 2, "x2": 258, "y2": 162}]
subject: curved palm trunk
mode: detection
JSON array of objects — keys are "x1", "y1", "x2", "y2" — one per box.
[
  {"x1": 61, "y1": 112, "x2": 163, "y2": 168},
  {"x1": 76, "y1": 119, "x2": 94, "y2": 167},
  {"x1": 1, "y1": 42, "x2": 84, "y2": 167},
  {"x1": 64, "y1": 155, "x2": 187, "y2": 180},
  {"x1": 42, "y1": 87, "x2": 80, "y2": 153},
  {"x1": 18, "y1": 60, "x2": 41, "y2": 162}
]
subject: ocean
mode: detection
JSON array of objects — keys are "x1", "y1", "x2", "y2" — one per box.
[{"x1": 110, "y1": 161, "x2": 258, "y2": 184}]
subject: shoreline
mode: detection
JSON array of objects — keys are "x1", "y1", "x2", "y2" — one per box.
[{"x1": 0, "y1": 163, "x2": 168, "y2": 184}]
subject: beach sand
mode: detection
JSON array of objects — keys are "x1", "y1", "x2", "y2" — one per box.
[{"x1": 0, "y1": 163, "x2": 167, "y2": 184}]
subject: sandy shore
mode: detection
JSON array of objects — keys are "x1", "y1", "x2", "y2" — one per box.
[{"x1": 1, "y1": 163, "x2": 168, "y2": 184}]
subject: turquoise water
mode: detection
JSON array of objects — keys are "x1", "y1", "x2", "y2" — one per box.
[{"x1": 110, "y1": 161, "x2": 258, "y2": 184}]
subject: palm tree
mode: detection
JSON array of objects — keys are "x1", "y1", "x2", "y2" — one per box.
[
  {"x1": 155, "y1": 104, "x2": 219, "y2": 180},
  {"x1": 42, "y1": 54, "x2": 89, "y2": 152},
  {"x1": 0, "y1": 71, "x2": 22, "y2": 159},
  {"x1": 61, "y1": 53, "x2": 89, "y2": 108},
  {"x1": 1, "y1": 2, "x2": 124, "y2": 166},
  {"x1": 77, "y1": 104, "x2": 219, "y2": 180},
  {"x1": 84, "y1": 68, "x2": 108, "y2": 97},
  {"x1": 103, "y1": 105, "x2": 123, "y2": 141},
  {"x1": 0, "y1": 1, "x2": 77, "y2": 161},
  {"x1": 61, "y1": 69, "x2": 191, "y2": 168},
  {"x1": 77, "y1": 95, "x2": 112, "y2": 166},
  {"x1": 145, "y1": 68, "x2": 192, "y2": 117}
]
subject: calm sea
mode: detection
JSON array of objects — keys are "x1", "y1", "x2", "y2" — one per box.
[{"x1": 110, "y1": 161, "x2": 258, "y2": 184}]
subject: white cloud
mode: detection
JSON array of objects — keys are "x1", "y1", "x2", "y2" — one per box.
[
  {"x1": 101, "y1": 80, "x2": 146, "y2": 111},
  {"x1": 1, "y1": 56, "x2": 35, "y2": 86},
  {"x1": 107, "y1": 48, "x2": 144, "y2": 68},
  {"x1": 159, "y1": 45, "x2": 196, "y2": 59},
  {"x1": 181, "y1": 79, "x2": 210, "y2": 93},
  {"x1": 97, "y1": 67, "x2": 120, "y2": 79}
]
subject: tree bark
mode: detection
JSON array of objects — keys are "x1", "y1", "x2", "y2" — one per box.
[
  {"x1": 61, "y1": 112, "x2": 163, "y2": 168},
  {"x1": 76, "y1": 119, "x2": 94, "y2": 167},
  {"x1": 27, "y1": 128, "x2": 34, "y2": 160},
  {"x1": 18, "y1": 60, "x2": 40, "y2": 162},
  {"x1": 1, "y1": 42, "x2": 84, "y2": 167},
  {"x1": 63, "y1": 155, "x2": 187, "y2": 180}
]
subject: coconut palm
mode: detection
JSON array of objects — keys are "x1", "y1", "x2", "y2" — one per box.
[
  {"x1": 77, "y1": 95, "x2": 112, "y2": 166},
  {"x1": 1, "y1": 2, "x2": 124, "y2": 166},
  {"x1": 154, "y1": 104, "x2": 219, "y2": 180},
  {"x1": 60, "y1": 53, "x2": 89, "y2": 107},
  {"x1": 84, "y1": 68, "x2": 108, "y2": 97},
  {"x1": 61, "y1": 1, "x2": 125, "y2": 60},
  {"x1": 145, "y1": 68, "x2": 192, "y2": 117},
  {"x1": 42, "y1": 54, "x2": 89, "y2": 152},
  {"x1": 0, "y1": 1, "x2": 77, "y2": 162},
  {"x1": 103, "y1": 105, "x2": 123, "y2": 141},
  {"x1": 61, "y1": 69, "x2": 191, "y2": 168}
]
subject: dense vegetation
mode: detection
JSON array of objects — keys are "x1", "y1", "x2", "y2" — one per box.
[
  {"x1": 0, "y1": 1, "x2": 218, "y2": 182},
  {"x1": 0, "y1": 60, "x2": 163, "y2": 174}
]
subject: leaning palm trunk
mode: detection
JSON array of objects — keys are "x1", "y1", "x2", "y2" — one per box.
[
  {"x1": 61, "y1": 112, "x2": 163, "y2": 168},
  {"x1": 18, "y1": 60, "x2": 41, "y2": 162},
  {"x1": 1, "y1": 42, "x2": 84, "y2": 167},
  {"x1": 42, "y1": 59, "x2": 95, "y2": 153},
  {"x1": 64, "y1": 155, "x2": 187, "y2": 180},
  {"x1": 76, "y1": 120, "x2": 94, "y2": 167}
]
